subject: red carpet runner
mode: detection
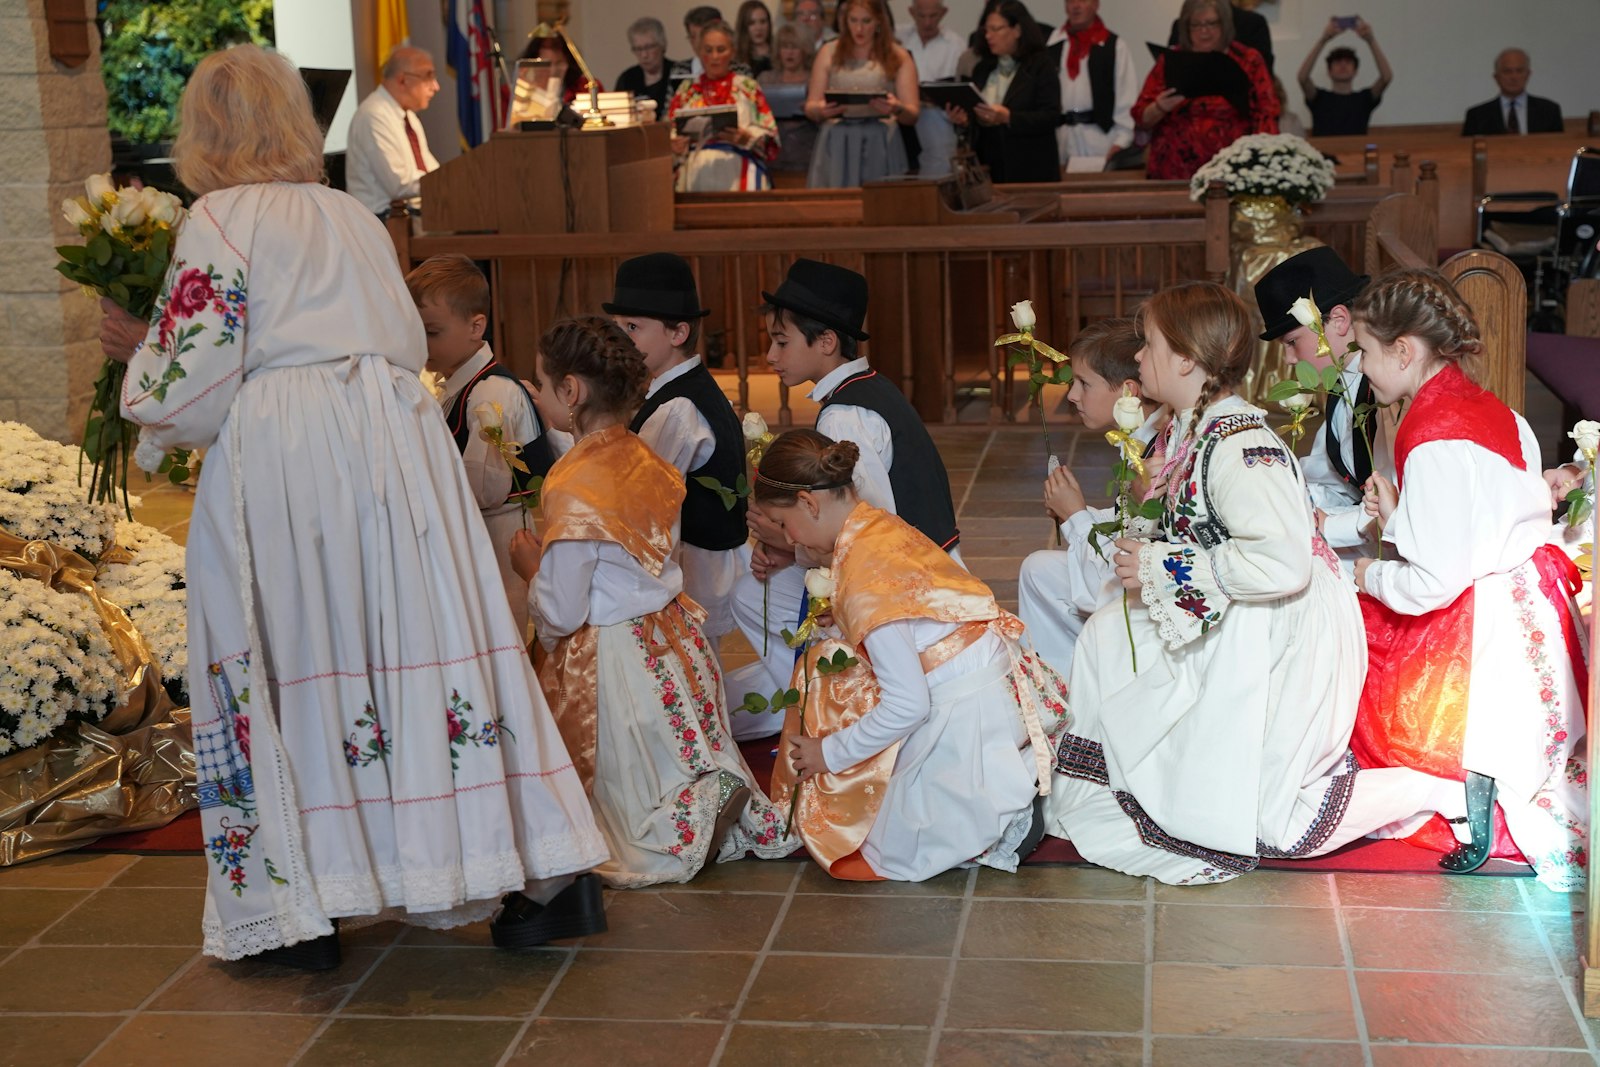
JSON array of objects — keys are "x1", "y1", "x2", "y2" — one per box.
[{"x1": 81, "y1": 738, "x2": 1528, "y2": 876}]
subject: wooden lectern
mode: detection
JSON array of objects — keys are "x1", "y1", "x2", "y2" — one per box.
[{"x1": 418, "y1": 123, "x2": 675, "y2": 374}]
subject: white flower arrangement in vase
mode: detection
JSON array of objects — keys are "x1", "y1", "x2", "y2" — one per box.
[{"x1": 1188, "y1": 133, "x2": 1337, "y2": 206}]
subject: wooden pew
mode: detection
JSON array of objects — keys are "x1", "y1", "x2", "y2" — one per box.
[
  {"x1": 1313, "y1": 121, "x2": 1596, "y2": 251},
  {"x1": 1364, "y1": 163, "x2": 1441, "y2": 273},
  {"x1": 1440, "y1": 249, "x2": 1528, "y2": 413}
]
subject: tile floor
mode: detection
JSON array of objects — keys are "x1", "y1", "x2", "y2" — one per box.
[{"x1": 9, "y1": 374, "x2": 1595, "y2": 1066}]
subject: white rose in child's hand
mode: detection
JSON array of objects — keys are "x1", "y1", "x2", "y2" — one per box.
[
  {"x1": 110, "y1": 194, "x2": 146, "y2": 228},
  {"x1": 1289, "y1": 296, "x2": 1318, "y2": 328},
  {"x1": 742, "y1": 411, "x2": 770, "y2": 442},
  {"x1": 1112, "y1": 394, "x2": 1145, "y2": 433},
  {"x1": 1009, "y1": 299, "x2": 1036, "y2": 332},
  {"x1": 472, "y1": 401, "x2": 503, "y2": 428},
  {"x1": 1279, "y1": 392, "x2": 1314, "y2": 414},
  {"x1": 804, "y1": 567, "x2": 834, "y2": 600},
  {"x1": 1569, "y1": 420, "x2": 1600, "y2": 456}
]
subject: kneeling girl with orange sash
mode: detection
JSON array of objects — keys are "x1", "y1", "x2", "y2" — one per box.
[
  {"x1": 510, "y1": 318, "x2": 795, "y2": 887},
  {"x1": 762, "y1": 430, "x2": 1068, "y2": 882}
]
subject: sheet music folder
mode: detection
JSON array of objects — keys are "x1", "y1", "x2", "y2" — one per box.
[{"x1": 1145, "y1": 44, "x2": 1251, "y2": 116}]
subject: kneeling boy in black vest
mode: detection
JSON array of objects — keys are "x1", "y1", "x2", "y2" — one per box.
[
  {"x1": 407, "y1": 254, "x2": 554, "y2": 636},
  {"x1": 606, "y1": 253, "x2": 748, "y2": 644},
  {"x1": 727, "y1": 258, "x2": 963, "y2": 738}
]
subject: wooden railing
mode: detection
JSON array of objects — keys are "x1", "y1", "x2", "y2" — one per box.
[{"x1": 390, "y1": 156, "x2": 1428, "y2": 424}]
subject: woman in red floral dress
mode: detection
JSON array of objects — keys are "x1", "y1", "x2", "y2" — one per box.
[{"x1": 1134, "y1": 0, "x2": 1278, "y2": 180}]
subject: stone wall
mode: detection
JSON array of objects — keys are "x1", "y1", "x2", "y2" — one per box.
[{"x1": 0, "y1": 0, "x2": 111, "y2": 442}]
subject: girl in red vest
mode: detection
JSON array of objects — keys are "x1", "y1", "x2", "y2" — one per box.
[{"x1": 1353, "y1": 269, "x2": 1588, "y2": 891}]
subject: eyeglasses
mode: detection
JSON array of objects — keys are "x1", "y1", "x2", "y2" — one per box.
[
  {"x1": 631, "y1": 42, "x2": 664, "y2": 54},
  {"x1": 1188, "y1": 18, "x2": 1221, "y2": 30},
  {"x1": 402, "y1": 70, "x2": 439, "y2": 85}
]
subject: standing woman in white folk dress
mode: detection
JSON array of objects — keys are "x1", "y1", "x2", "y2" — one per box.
[{"x1": 96, "y1": 45, "x2": 609, "y2": 967}]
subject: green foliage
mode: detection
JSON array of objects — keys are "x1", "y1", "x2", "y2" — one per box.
[
  {"x1": 100, "y1": 0, "x2": 275, "y2": 145},
  {"x1": 813, "y1": 648, "x2": 858, "y2": 675},
  {"x1": 694, "y1": 472, "x2": 750, "y2": 511},
  {"x1": 737, "y1": 687, "x2": 803, "y2": 716},
  {"x1": 1566, "y1": 487, "x2": 1593, "y2": 529}
]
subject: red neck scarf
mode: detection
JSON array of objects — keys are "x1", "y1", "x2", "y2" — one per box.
[
  {"x1": 694, "y1": 71, "x2": 737, "y2": 106},
  {"x1": 1064, "y1": 16, "x2": 1110, "y2": 79},
  {"x1": 1393, "y1": 363, "x2": 1525, "y2": 487}
]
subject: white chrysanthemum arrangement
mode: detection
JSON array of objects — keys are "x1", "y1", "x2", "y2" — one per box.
[
  {"x1": 1188, "y1": 133, "x2": 1337, "y2": 206},
  {"x1": 101, "y1": 519, "x2": 188, "y2": 702},
  {"x1": 0, "y1": 567, "x2": 121, "y2": 758},
  {"x1": 0, "y1": 421, "x2": 121, "y2": 559}
]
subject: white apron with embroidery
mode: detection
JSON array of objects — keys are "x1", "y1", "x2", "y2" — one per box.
[
  {"x1": 1045, "y1": 396, "x2": 1438, "y2": 884},
  {"x1": 122, "y1": 183, "x2": 607, "y2": 959}
]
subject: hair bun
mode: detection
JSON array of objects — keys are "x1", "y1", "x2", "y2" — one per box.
[{"x1": 819, "y1": 440, "x2": 860, "y2": 482}]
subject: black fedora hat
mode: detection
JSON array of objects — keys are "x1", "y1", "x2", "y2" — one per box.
[
  {"x1": 1254, "y1": 247, "x2": 1369, "y2": 341},
  {"x1": 761, "y1": 258, "x2": 870, "y2": 341},
  {"x1": 603, "y1": 253, "x2": 710, "y2": 320}
]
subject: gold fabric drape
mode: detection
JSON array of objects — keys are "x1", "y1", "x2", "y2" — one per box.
[
  {"x1": 1228, "y1": 195, "x2": 1322, "y2": 404},
  {"x1": 0, "y1": 530, "x2": 194, "y2": 865}
]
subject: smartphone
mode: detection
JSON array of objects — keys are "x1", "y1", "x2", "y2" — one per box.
[{"x1": 1334, "y1": 15, "x2": 1359, "y2": 30}]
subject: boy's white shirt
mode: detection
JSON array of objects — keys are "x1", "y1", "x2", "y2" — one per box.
[
  {"x1": 635, "y1": 355, "x2": 717, "y2": 475},
  {"x1": 1298, "y1": 350, "x2": 1389, "y2": 552},
  {"x1": 809, "y1": 357, "x2": 897, "y2": 516},
  {"x1": 438, "y1": 343, "x2": 543, "y2": 514}
]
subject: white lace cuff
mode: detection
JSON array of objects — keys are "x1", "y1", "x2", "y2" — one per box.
[{"x1": 1137, "y1": 542, "x2": 1229, "y2": 649}]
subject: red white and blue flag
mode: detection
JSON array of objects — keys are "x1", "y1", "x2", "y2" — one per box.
[{"x1": 446, "y1": 0, "x2": 505, "y2": 147}]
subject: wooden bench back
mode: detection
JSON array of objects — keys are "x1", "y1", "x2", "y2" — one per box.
[{"x1": 1440, "y1": 249, "x2": 1528, "y2": 412}]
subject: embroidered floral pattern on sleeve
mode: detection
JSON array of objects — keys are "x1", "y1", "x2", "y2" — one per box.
[
  {"x1": 1160, "y1": 547, "x2": 1222, "y2": 629},
  {"x1": 142, "y1": 260, "x2": 246, "y2": 403},
  {"x1": 1241, "y1": 445, "x2": 1290, "y2": 468}
]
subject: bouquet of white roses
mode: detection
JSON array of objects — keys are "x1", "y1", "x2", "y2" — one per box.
[
  {"x1": 1188, "y1": 133, "x2": 1336, "y2": 206},
  {"x1": 0, "y1": 568, "x2": 121, "y2": 758},
  {"x1": 57, "y1": 174, "x2": 186, "y2": 518}
]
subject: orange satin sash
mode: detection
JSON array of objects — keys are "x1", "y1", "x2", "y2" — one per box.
[
  {"x1": 539, "y1": 424, "x2": 684, "y2": 577},
  {"x1": 532, "y1": 424, "x2": 693, "y2": 792}
]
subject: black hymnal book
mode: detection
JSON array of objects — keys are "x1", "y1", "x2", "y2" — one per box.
[
  {"x1": 1146, "y1": 44, "x2": 1251, "y2": 117},
  {"x1": 824, "y1": 90, "x2": 888, "y2": 107},
  {"x1": 674, "y1": 105, "x2": 739, "y2": 140},
  {"x1": 918, "y1": 80, "x2": 984, "y2": 111}
]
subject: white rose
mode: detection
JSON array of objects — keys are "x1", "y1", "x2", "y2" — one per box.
[
  {"x1": 85, "y1": 173, "x2": 115, "y2": 207},
  {"x1": 1112, "y1": 393, "x2": 1145, "y2": 433},
  {"x1": 99, "y1": 213, "x2": 120, "y2": 236},
  {"x1": 141, "y1": 187, "x2": 181, "y2": 225},
  {"x1": 1289, "y1": 296, "x2": 1318, "y2": 328},
  {"x1": 110, "y1": 194, "x2": 146, "y2": 228},
  {"x1": 1279, "y1": 392, "x2": 1314, "y2": 415},
  {"x1": 419, "y1": 370, "x2": 446, "y2": 400},
  {"x1": 1009, "y1": 299, "x2": 1036, "y2": 332},
  {"x1": 472, "y1": 401, "x2": 502, "y2": 428},
  {"x1": 133, "y1": 434, "x2": 167, "y2": 475},
  {"x1": 61, "y1": 198, "x2": 92, "y2": 227},
  {"x1": 1569, "y1": 420, "x2": 1600, "y2": 455},
  {"x1": 804, "y1": 567, "x2": 834, "y2": 600},
  {"x1": 742, "y1": 411, "x2": 769, "y2": 442}
]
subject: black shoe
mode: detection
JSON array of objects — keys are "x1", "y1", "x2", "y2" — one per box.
[
  {"x1": 1439, "y1": 772, "x2": 1497, "y2": 874},
  {"x1": 255, "y1": 924, "x2": 341, "y2": 971},
  {"x1": 490, "y1": 873, "x2": 607, "y2": 949},
  {"x1": 1016, "y1": 794, "x2": 1049, "y2": 861}
]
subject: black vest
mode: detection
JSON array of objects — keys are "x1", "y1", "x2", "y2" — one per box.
[
  {"x1": 629, "y1": 362, "x2": 748, "y2": 551},
  {"x1": 1048, "y1": 31, "x2": 1119, "y2": 133},
  {"x1": 820, "y1": 369, "x2": 960, "y2": 551},
  {"x1": 1087, "y1": 33, "x2": 1118, "y2": 133},
  {"x1": 445, "y1": 361, "x2": 555, "y2": 496}
]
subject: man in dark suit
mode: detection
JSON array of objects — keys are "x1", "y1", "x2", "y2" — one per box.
[
  {"x1": 1167, "y1": 2, "x2": 1273, "y2": 73},
  {"x1": 1461, "y1": 48, "x2": 1564, "y2": 135}
]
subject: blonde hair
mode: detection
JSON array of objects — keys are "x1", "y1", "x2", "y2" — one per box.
[
  {"x1": 1137, "y1": 282, "x2": 1253, "y2": 439},
  {"x1": 173, "y1": 45, "x2": 325, "y2": 196},
  {"x1": 1350, "y1": 268, "x2": 1484, "y2": 370}
]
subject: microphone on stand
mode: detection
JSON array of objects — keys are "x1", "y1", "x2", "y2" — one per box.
[{"x1": 482, "y1": 18, "x2": 511, "y2": 118}]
